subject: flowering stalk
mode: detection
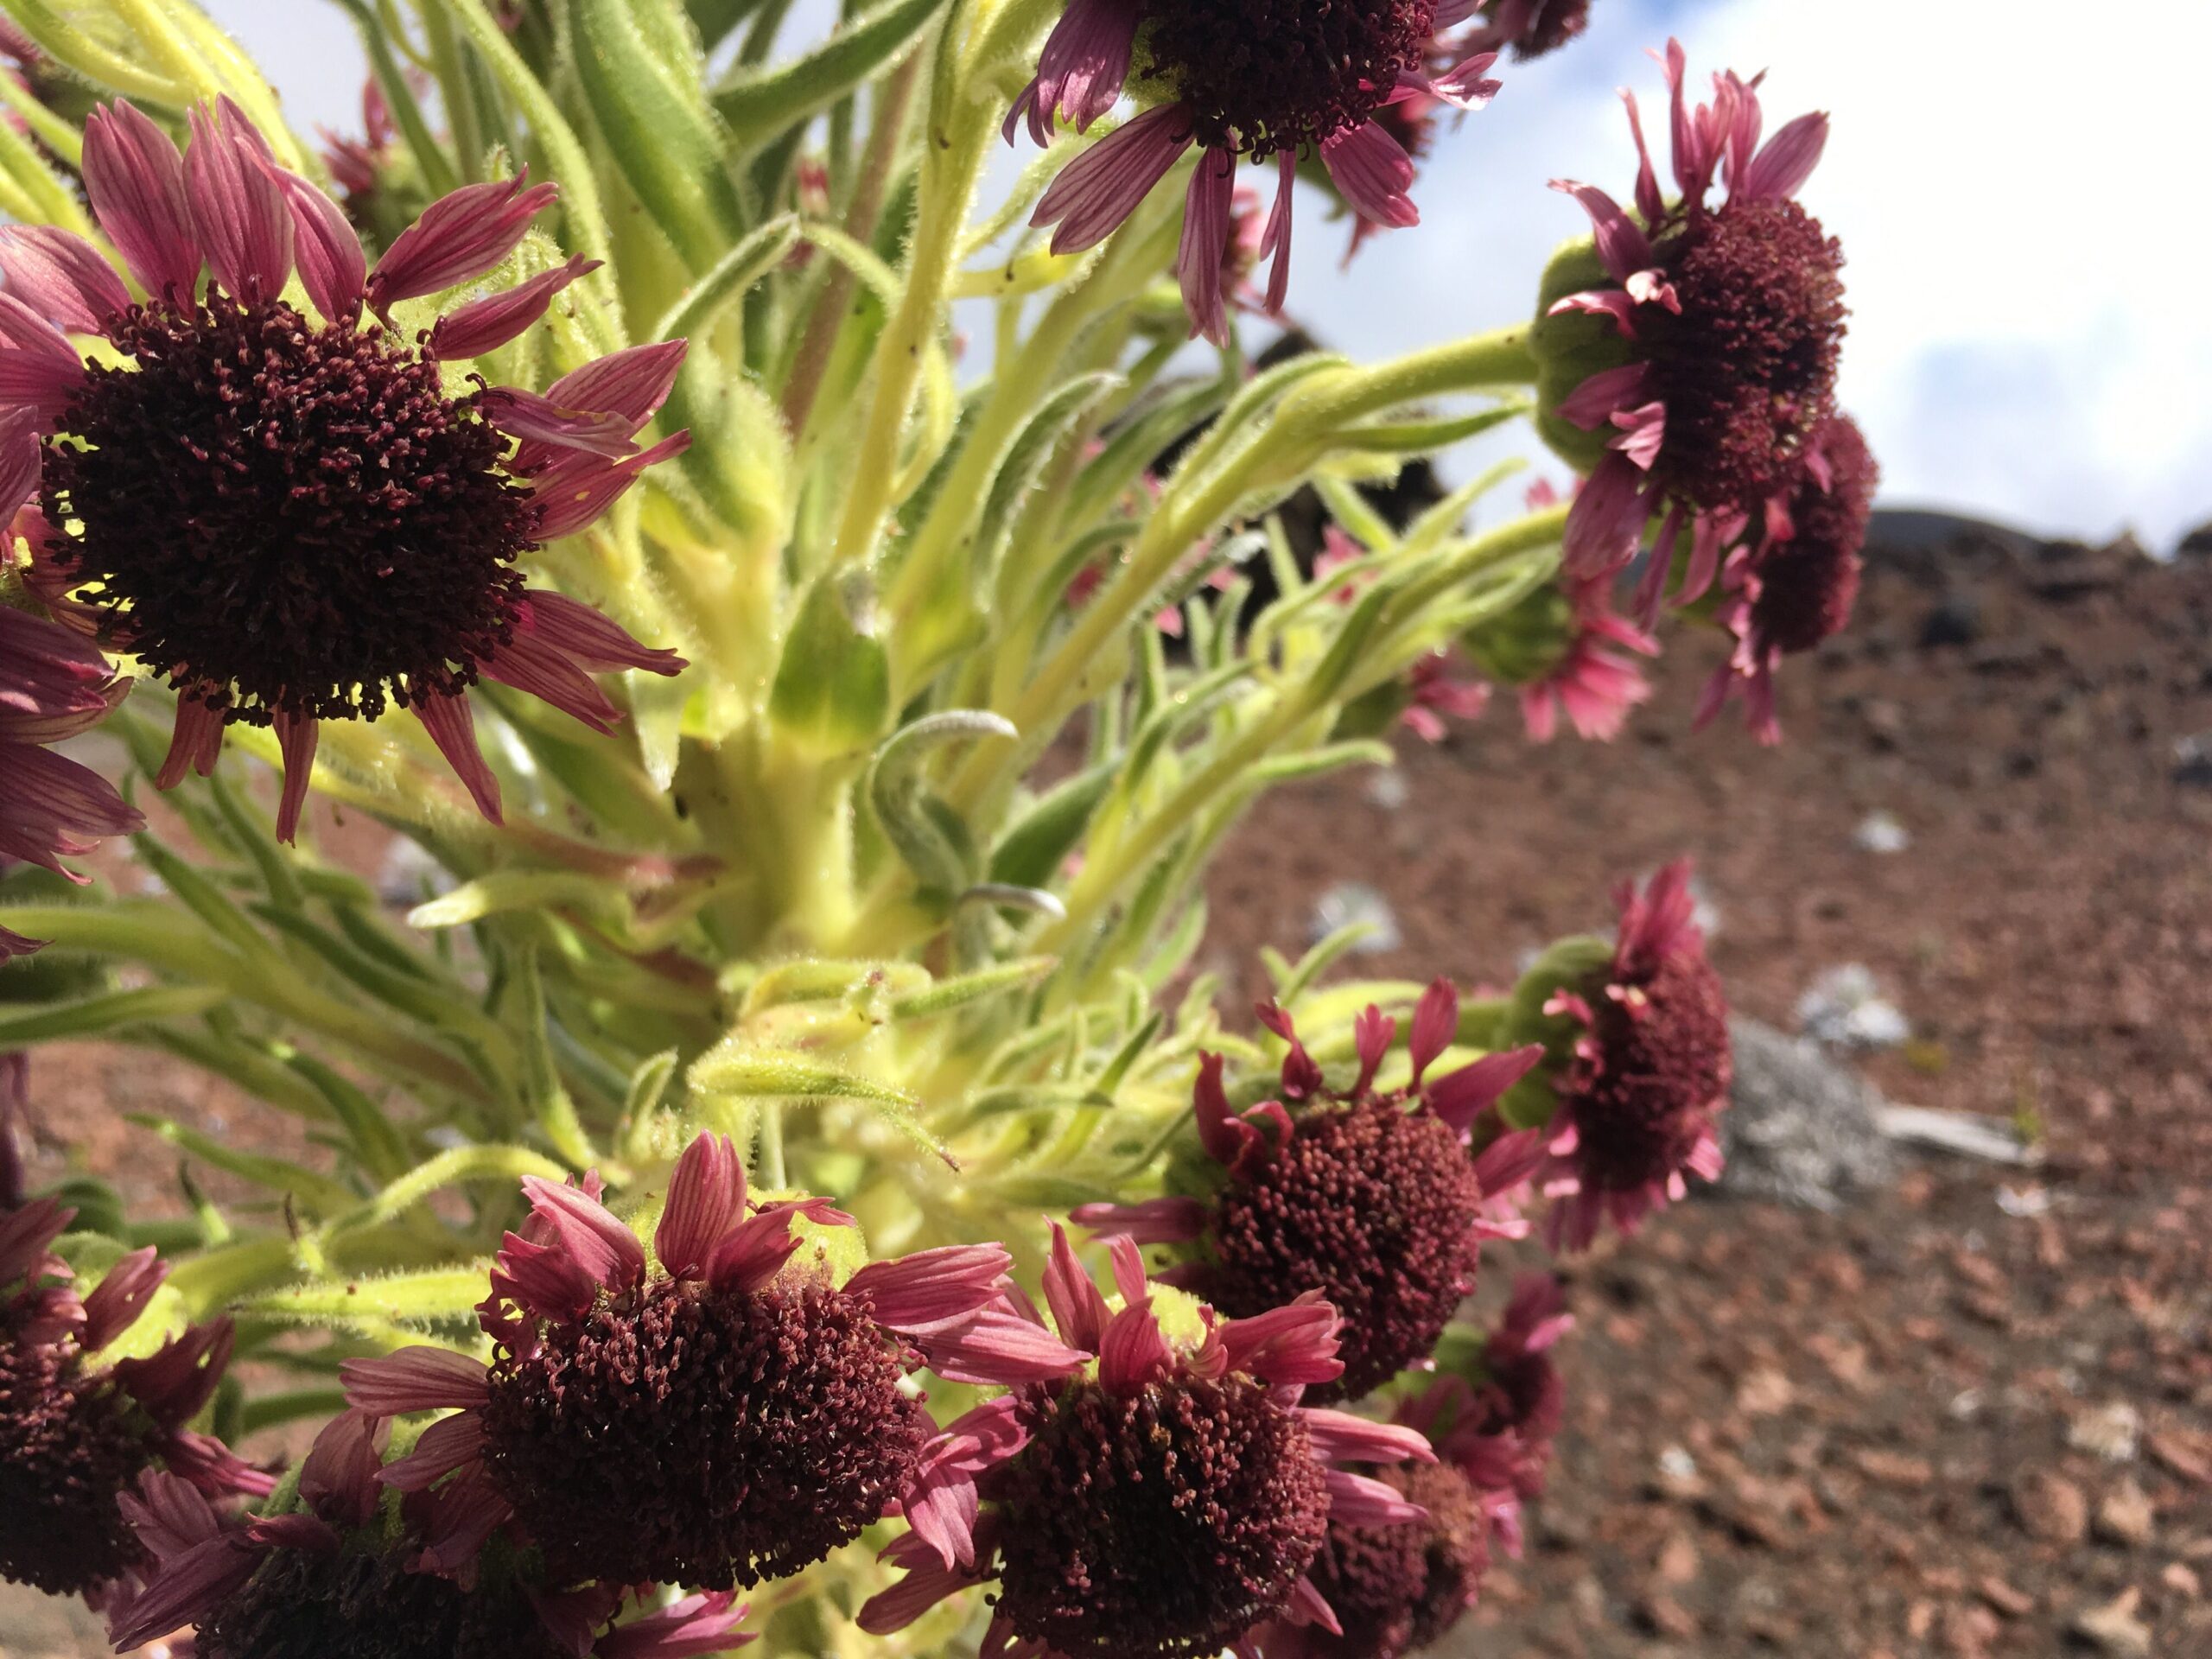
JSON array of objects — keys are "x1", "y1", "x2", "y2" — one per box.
[{"x1": 0, "y1": 1, "x2": 1867, "y2": 1649}]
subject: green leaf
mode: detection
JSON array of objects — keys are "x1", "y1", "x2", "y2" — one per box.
[
  {"x1": 689, "y1": 1049, "x2": 918, "y2": 1106},
  {"x1": 127, "y1": 1116, "x2": 359, "y2": 1220},
  {"x1": 249, "y1": 1268, "x2": 495, "y2": 1332},
  {"x1": 284, "y1": 1054, "x2": 414, "y2": 1185},
  {"x1": 319, "y1": 1144, "x2": 569, "y2": 1240},
  {"x1": 405, "y1": 872, "x2": 612, "y2": 931},
  {"x1": 864, "y1": 712, "x2": 1016, "y2": 894},
  {"x1": 652, "y1": 213, "x2": 801, "y2": 343},
  {"x1": 711, "y1": 0, "x2": 950, "y2": 151},
  {"x1": 1339, "y1": 399, "x2": 1529, "y2": 456},
  {"x1": 0, "y1": 984, "x2": 227, "y2": 1046},
  {"x1": 988, "y1": 764, "x2": 1114, "y2": 891},
  {"x1": 768, "y1": 576, "x2": 893, "y2": 755},
  {"x1": 568, "y1": 0, "x2": 747, "y2": 270},
  {"x1": 130, "y1": 834, "x2": 271, "y2": 961},
  {"x1": 887, "y1": 957, "x2": 1053, "y2": 1020},
  {"x1": 508, "y1": 947, "x2": 596, "y2": 1168}
]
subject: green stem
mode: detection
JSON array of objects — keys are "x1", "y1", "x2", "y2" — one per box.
[{"x1": 420, "y1": 3, "x2": 486, "y2": 181}]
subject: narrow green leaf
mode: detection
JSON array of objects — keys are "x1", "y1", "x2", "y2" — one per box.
[
  {"x1": 405, "y1": 872, "x2": 610, "y2": 931},
  {"x1": 128, "y1": 1116, "x2": 359, "y2": 1219},
  {"x1": 865, "y1": 712, "x2": 1014, "y2": 893},
  {"x1": 988, "y1": 764, "x2": 1114, "y2": 891},
  {"x1": 652, "y1": 213, "x2": 801, "y2": 342},
  {"x1": 712, "y1": 0, "x2": 949, "y2": 151},
  {"x1": 284, "y1": 1054, "x2": 413, "y2": 1185},
  {"x1": 0, "y1": 985, "x2": 226, "y2": 1046},
  {"x1": 249, "y1": 1268, "x2": 495, "y2": 1331},
  {"x1": 568, "y1": 0, "x2": 747, "y2": 269},
  {"x1": 887, "y1": 957, "x2": 1053, "y2": 1020},
  {"x1": 320, "y1": 1144, "x2": 568, "y2": 1239},
  {"x1": 689, "y1": 1050, "x2": 918, "y2": 1105}
]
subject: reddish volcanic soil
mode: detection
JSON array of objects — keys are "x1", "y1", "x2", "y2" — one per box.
[
  {"x1": 7, "y1": 528, "x2": 2211, "y2": 1657},
  {"x1": 1204, "y1": 527, "x2": 2212, "y2": 1657}
]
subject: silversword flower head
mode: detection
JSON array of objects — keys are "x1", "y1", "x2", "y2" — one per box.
[
  {"x1": 1256, "y1": 1458, "x2": 1489, "y2": 1659},
  {"x1": 1075, "y1": 986, "x2": 1543, "y2": 1402},
  {"x1": 1536, "y1": 41, "x2": 1844, "y2": 587},
  {"x1": 1, "y1": 1196, "x2": 266, "y2": 1598},
  {"x1": 339, "y1": 1134, "x2": 1012, "y2": 1592},
  {"x1": 0, "y1": 603, "x2": 139, "y2": 944},
  {"x1": 108, "y1": 1411, "x2": 754, "y2": 1659},
  {"x1": 0, "y1": 97, "x2": 690, "y2": 842},
  {"x1": 1535, "y1": 861, "x2": 1732, "y2": 1249},
  {"x1": 1014, "y1": 1, "x2": 1500, "y2": 344},
  {"x1": 861, "y1": 1228, "x2": 1440, "y2": 1658},
  {"x1": 1696, "y1": 413, "x2": 1878, "y2": 742}
]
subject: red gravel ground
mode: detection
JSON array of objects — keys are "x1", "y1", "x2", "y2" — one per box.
[
  {"x1": 6, "y1": 530, "x2": 2209, "y2": 1657},
  {"x1": 1204, "y1": 529, "x2": 2212, "y2": 1657}
]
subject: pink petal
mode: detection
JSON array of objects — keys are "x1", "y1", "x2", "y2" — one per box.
[
  {"x1": 81, "y1": 100, "x2": 201, "y2": 301},
  {"x1": 1548, "y1": 179, "x2": 1653, "y2": 284},
  {"x1": 1217, "y1": 1292, "x2": 1343, "y2": 1389},
  {"x1": 1262, "y1": 149, "x2": 1295, "y2": 315},
  {"x1": 1034, "y1": 103, "x2": 1193, "y2": 255},
  {"x1": 703, "y1": 1206, "x2": 804, "y2": 1294},
  {"x1": 1740, "y1": 110, "x2": 1828, "y2": 203},
  {"x1": 655, "y1": 1132, "x2": 747, "y2": 1279},
  {"x1": 524, "y1": 429, "x2": 693, "y2": 540},
  {"x1": 427, "y1": 253, "x2": 598, "y2": 359},
  {"x1": 1325, "y1": 1467, "x2": 1429, "y2": 1527},
  {"x1": 155, "y1": 696, "x2": 225, "y2": 791},
  {"x1": 596, "y1": 1591, "x2": 754, "y2": 1659},
  {"x1": 859, "y1": 1554, "x2": 983, "y2": 1635},
  {"x1": 1320, "y1": 122, "x2": 1419, "y2": 230},
  {"x1": 405, "y1": 1471, "x2": 512, "y2": 1583},
  {"x1": 1096, "y1": 1297, "x2": 1172, "y2": 1396},
  {"x1": 1285, "y1": 1574, "x2": 1342, "y2": 1636},
  {"x1": 78, "y1": 1245, "x2": 165, "y2": 1351},
  {"x1": 511, "y1": 590, "x2": 684, "y2": 675},
  {"x1": 1623, "y1": 88, "x2": 1666, "y2": 227},
  {"x1": 339, "y1": 1347, "x2": 492, "y2": 1414},
  {"x1": 375, "y1": 1409, "x2": 485, "y2": 1492},
  {"x1": 1298, "y1": 1408, "x2": 1437, "y2": 1468},
  {"x1": 0, "y1": 226, "x2": 131, "y2": 334},
  {"x1": 271, "y1": 710, "x2": 317, "y2": 843},
  {"x1": 185, "y1": 97, "x2": 293, "y2": 304},
  {"x1": 1561, "y1": 452, "x2": 1652, "y2": 579},
  {"x1": 414, "y1": 690, "x2": 502, "y2": 823},
  {"x1": 106, "y1": 1533, "x2": 262, "y2": 1649},
  {"x1": 1351, "y1": 1005, "x2": 1395, "y2": 1096},
  {"x1": 0, "y1": 408, "x2": 38, "y2": 524},
  {"x1": 542, "y1": 340, "x2": 690, "y2": 429},
  {"x1": 1408, "y1": 977, "x2": 1459, "y2": 1090},
  {"x1": 520, "y1": 1173, "x2": 647, "y2": 1293},
  {"x1": 1548, "y1": 285, "x2": 1643, "y2": 340},
  {"x1": 486, "y1": 1230, "x2": 600, "y2": 1325},
  {"x1": 111, "y1": 1318, "x2": 233, "y2": 1430},
  {"x1": 847, "y1": 1243, "x2": 1011, "y2": 1336},
  {"x1": 1068, "y1": 1196, "x2": 1206, "y2": 1247},
  {"x1": 1015, "y1": 0, "x2": 1141, "y2": 145},
  {"x1": 249, "y1": 148, "x2": 367, "y2": 325},
  {"x1": 1426, "y1": 1046, "x2": 1545, "y2": 1136},
  {"x1": 919, "y1": 1306, "x2": 1090, "y2": 1387},
  {"x1": 1024, "y1": 1230, "x2": 1109, "y2": 1359},
  {"x1": 476, "y1": 385, "x2": 639, "y2": 459},
  {"x1": 1177, "y1": 145, "x2": 1236, "y2": 348},
  {"x1": 298, "y1": 1409, "x2": 388, "y2": 1529},
  {"x1": 0, "y1": 1194, "x2": 71, "y2": 1286},
  {"x1": 366, "y1": 172, "x2": 559, "y2": 312}
]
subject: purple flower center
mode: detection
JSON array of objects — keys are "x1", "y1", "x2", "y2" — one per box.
[
  {"x1": 39, "y1": 295, "x2": 532, "y2": 727},
  {"x1": 0, "y1": 1332, "x2": 149, "y2": 1595},
  {"x1": 1305, "y1": 1463, "x2": 1487, "y2": 1659},
  {"x1": 480, "y1": 1274, "x2": 926, "y2": 1591},
  {"x1": 1196, "y1": 1098, "x2": 1483, "y2": 1402},
  {"x1": 994, "y1": 1373, "x2": 1331, "y2": 1658},
  {"x1": 1568, "y1": 949, "x2": 1732, "y2": 1194},
  {"x1": 1641, "y1": 198, "x2": 1847, "y2": 514},
  {"x1": 196, "y1": 1535, "x2": 568, "y2": 1659},
  {"x1": 1135, "y1": 2, "x2": 1438, "y2": 158}
]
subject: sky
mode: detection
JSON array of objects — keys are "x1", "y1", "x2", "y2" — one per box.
[{"x1": 206, "y1": 0, "x2": 2212, "y2": 550}]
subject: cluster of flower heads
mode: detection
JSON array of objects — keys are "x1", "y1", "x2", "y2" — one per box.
[
  {"x1": 1072, "y1": 979, "x2": 1546, "y2": 1400},
  {"x1": 1, "y1": 1196, "x2": 267, "y2": 1602},
  {"x1": 0, "y1": 95, "x2": 690, "y2": 846},
  {"x1": 1012, "y1": 0, "x2": 1507, "y2": 343},
  {"x1": 108, "y1": 1412, "x2": 753, "y2": 1659},
  {"x1": 1536, "y1": 42, "x2": 1872, "y2": 736}
]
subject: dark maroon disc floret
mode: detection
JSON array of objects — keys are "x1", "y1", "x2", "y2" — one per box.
[
  {"x1": 1135, "y1": 2, "x2": 1439, "y2": 158},
  {"x1": 1752, "y1": 416, "x2": 1878, "y2": 656},
  {"x1": 993, "y1": 1372, "x2": 1332, "y2": 1659},
  {"x1": 1194, "y1": 1099, "x2": 1484, "y2": 1403},
  {"x1": 1567, "y1": 949, "x2": 1731, "y2": 1196},
  {"x1": 0, "y1": 1333, "x2": 149, "y2": 1594},
  {"x1": 195, "y1": 1536, "x2": 569, "y2": 1659},
  {"x1": 1641, "y1": 199, "x2": 1847, "y2": 514},
  {"x1": 478, "y1": 1273, "x2": 927, "y2": 1592},
  {"x1": 1302, "y1": 1462, "x2": 1488, "y2": 1659},
  {"x1": 1506, "y1": 0, "x2": 1592, "y2": 59},
  {"x1": 40, "y1": 295, "x2": 533, "y2": 728}
]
